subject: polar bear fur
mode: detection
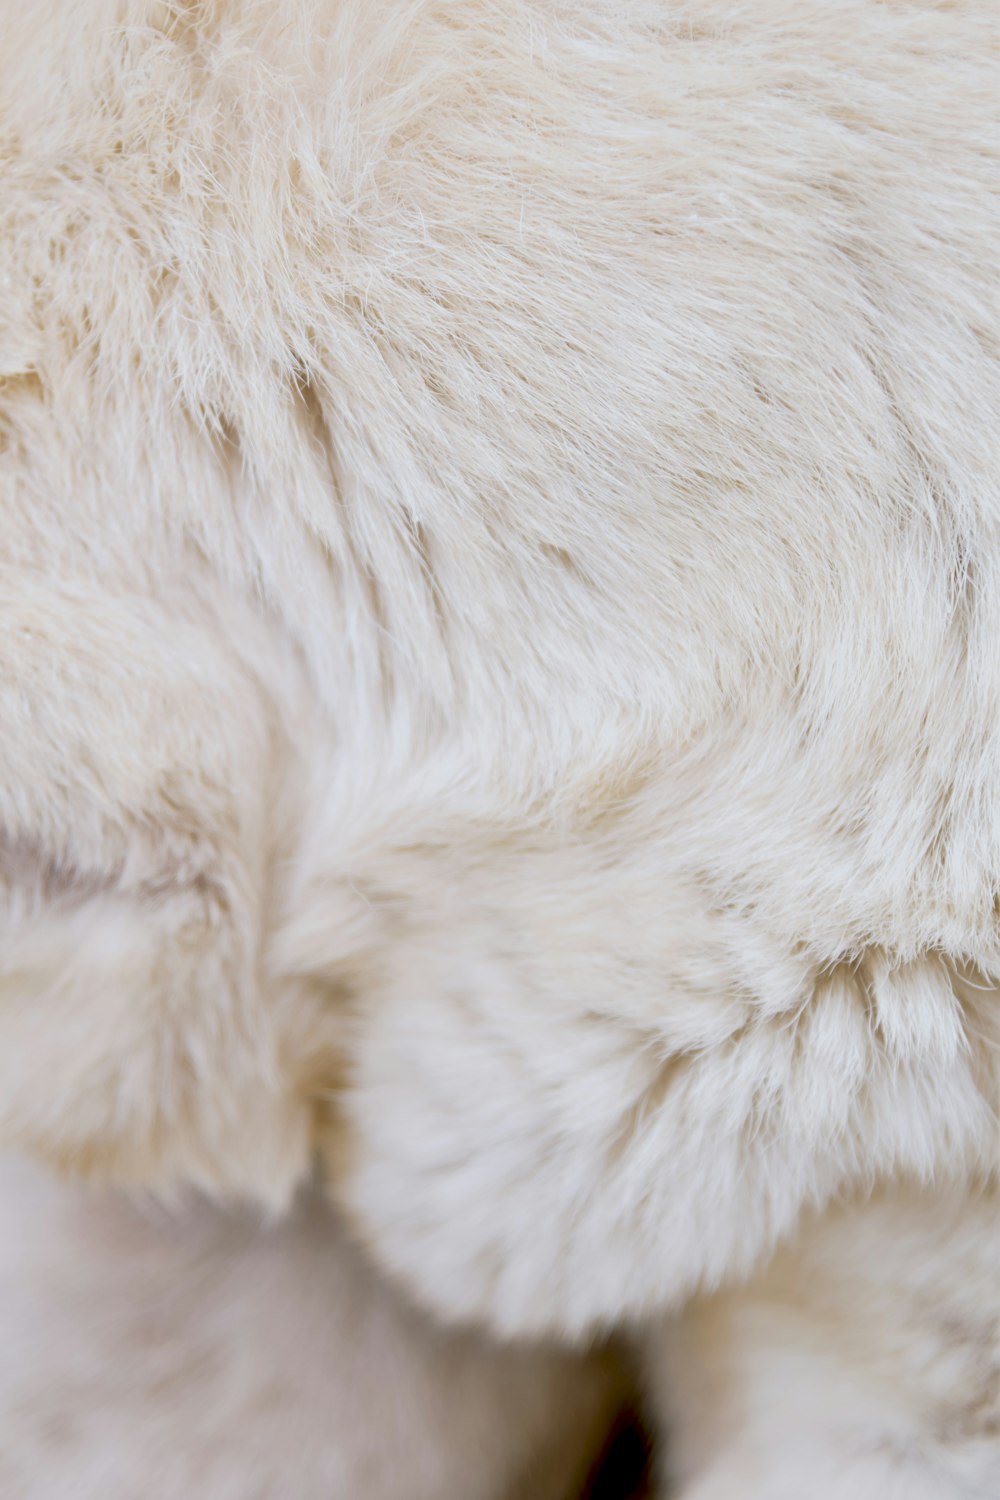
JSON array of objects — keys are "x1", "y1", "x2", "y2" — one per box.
[{"x1": 2, "y1": 0, "x2": 1000, "y2": 1493}]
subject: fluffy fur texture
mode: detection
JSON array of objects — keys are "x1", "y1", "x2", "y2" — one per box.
[
  {"x1": 649, "y1": 1186, "x2": 1000, "y2": 1498},
  {"x1": 0, "y1": 1153, "x2": 623, "y2": 1499},
  {"x1": 2, "y1": 0, "x2": 1000, "y2": 1492}
]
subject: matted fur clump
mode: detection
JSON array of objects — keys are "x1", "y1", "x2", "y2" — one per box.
[{"x1": 1, "y1": 2, "x2": 999, "y2": 1495}]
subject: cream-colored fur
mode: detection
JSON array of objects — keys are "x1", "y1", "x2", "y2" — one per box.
[
  {"x1": 648, "y1": 1186, "x2": 1000, "y2": 1498},
  {"x1": 2, "y1": 0, "x2": 1000, "y2": 1492},
  {"x1": 0, "y1": 1153, "x2": 621, "y2": 1499}
]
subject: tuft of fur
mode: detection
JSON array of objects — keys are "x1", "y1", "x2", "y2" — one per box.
[{"x1": 3, "y1": 1, "x2": 1000, "y2": 1491}]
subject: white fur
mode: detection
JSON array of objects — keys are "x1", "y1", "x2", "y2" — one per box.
[
  {"x1": 647, "y1": 1187, "x2": 1000, "y2": 1498},
  {"x1": 2, "y1": 0, "x2": 1000, "y2": 1490},
  {"x1": 0, "y1": 1153, "x2": 622, "y2": 1499}
]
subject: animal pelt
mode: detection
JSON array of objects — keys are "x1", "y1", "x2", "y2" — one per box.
[
  {"x1": 0, "y1": 1153, "x2": 623, "y2": 1500},
  {"x1": 2, "y1": 0, "x2": 1000, "y2": 1492},
  {"x1": 647, "y1": 1185, "x2": 1000, "y2": 1499}
]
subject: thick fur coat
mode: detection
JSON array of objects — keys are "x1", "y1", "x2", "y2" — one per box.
[
  {"x1": 2, "y1": 2, "x2": 999, "y2": 1494},
  {"x1": 0, "y1": 1153, "x2": 622, "y2": 1499}
]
